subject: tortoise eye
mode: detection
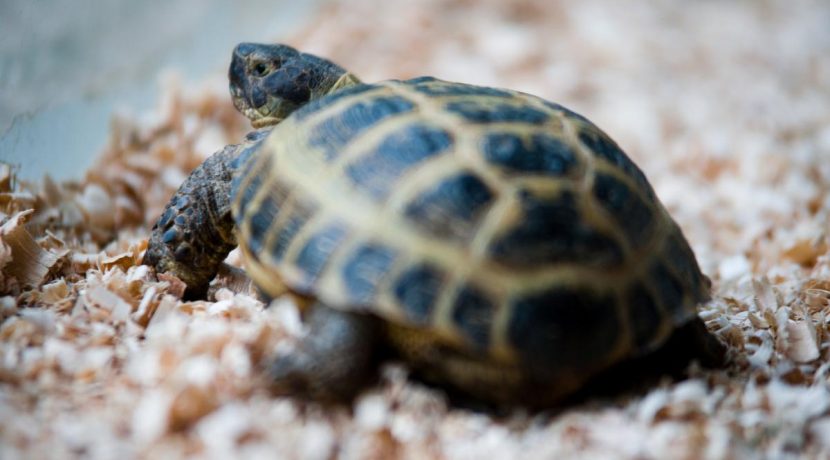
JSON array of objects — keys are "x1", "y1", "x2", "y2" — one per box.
[{"x1": 253, "y1": 62, "x2": 270, "y2": 77}]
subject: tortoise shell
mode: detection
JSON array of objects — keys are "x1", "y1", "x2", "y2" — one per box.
[{"x1": 230, "y1": 77, "x2": 708, "y2": 370}]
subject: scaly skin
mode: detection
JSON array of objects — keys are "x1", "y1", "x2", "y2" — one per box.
[{"x1": 143, "y1": 144, "x2": 239, "y2": 299}]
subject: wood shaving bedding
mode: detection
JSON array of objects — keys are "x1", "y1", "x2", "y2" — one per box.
[{"x1": 2, "y1": 0, "x2": 830, "y2": 458}]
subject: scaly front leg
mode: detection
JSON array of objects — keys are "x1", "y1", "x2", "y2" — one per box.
[{"x1": 144, "y1": 144, "x2": 240, "y2": 299}]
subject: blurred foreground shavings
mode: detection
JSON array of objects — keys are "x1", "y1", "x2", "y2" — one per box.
[{"x1": 3, "y1": 0, "x2": 830, "y2": 458}]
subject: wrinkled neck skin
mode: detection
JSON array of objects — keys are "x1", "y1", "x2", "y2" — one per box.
[{"x1": 302, "y1": 51, "x2": 363, "y2": 101}]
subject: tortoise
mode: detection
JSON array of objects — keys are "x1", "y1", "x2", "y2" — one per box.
[{"x1": 144, "y1": 43, "x2": 725, "y2": 406}]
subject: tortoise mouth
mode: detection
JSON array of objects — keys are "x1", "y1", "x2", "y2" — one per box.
[
  {"x1": 231, "y1": 94, "x2": 252, "y2": 118},
  {"x1": 232, "y1": 94, "x2": 285, "y2": 127},
  {"x1": 251, "y1": 116, "x2": 283, "y2": 128}
]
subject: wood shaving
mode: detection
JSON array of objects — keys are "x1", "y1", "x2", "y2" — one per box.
[
  {"x1": 0, "y1": 210, "x2": 68, "y2": 293},
  {"x1": 3, "y1": 0, "x2": 830, "y2": 458},
  {"x1": 786, "y1": 319, "x2": 820, "y2": 363}
]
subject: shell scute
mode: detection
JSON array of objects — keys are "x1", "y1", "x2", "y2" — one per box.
[
  {"x1": 648, "y1": 261, "x2": 687, "y2": 321},
  {"x1": 625, "y1": 283, "x2": 663, "y2": 348},
  {"x1": 508, "y1": 287, "x2": 619, "y2": 374},
  {"x1": 578, "y1": 127, "x2": 650, "y2": 192},
  {"x1": 410, "y1": 78, "x2": 513, "y2": 98},
  {"x1": 309, "y1": 94, "x2": 416, "y2": 160},
  {"x1": 293, "y1": 222, "x2": 349, "y2": 285},
  {"x1": 247, "y1": 192, "x2": 280, "y2": 255},
  {"x1": 403, "y1": 171, "x2": 495, "y2": 240},
  {"x1": 592, "y1": 172, "x2": 655, "y2": 248},
  {"x1": 294, "y1": 83, "x2": 378, "y2": 121},
  {"x1": 451, "y1": 284, "x2": 496, "y2": 350},
  {"x1": 345, "y1": 123, "x2": 453, "y2": 199},
  {"x1": 489, "y1": 190, "x2": 625, "y2": 268},
  {"x1": 393, "y1": 263, "x2": 446, "y2": 325},
  {"x1": 482, "y1": 131, "x2": 580, "y2": 176},
  {"x1": 270, "y1": 201, "x2": 314, "y2": 262},
  {"x1": 341, "y1": 242, "x2": 398, "y2": 305},
  {"x1": 445, "y1": 100, "x2": 550, "y2": 124}
]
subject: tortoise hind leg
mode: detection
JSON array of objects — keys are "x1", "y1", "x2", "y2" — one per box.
[
  {"x1": 656, "y1": 315, "x2": 726, "y2": 369},
  {"x1": 570, "y1": 316, "x2": 727, "y2": 402},
  {"x1": 268, "y1": 302, "x2": 381, "y2": 402}
]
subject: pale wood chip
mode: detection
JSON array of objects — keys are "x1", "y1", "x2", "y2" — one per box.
[
  {"x1": 0, "y1": 163, "x2": 12, "y2": 193},
  {"x1": 785, "y1": 319, "x2": 820, "y2": 363},
  {"x1": 209, "y1": 263, "x2": 256, "y2": 299},
  {"x1": 748, "y1": 311, "x2": 770, "y2": 329},
  {"x1": 747, "y1": 332, "x2": 774, "y2": 368},
  {"x1": 752, "y1": 277, "x2": 778, "y2": 313},
  {"x1": 169, "y1": 384, "x2": 218, "y2": 432},
  {"x1": 100, "y1": 252, "x2": 137, "y2": 273},
  {"x1": 133, "y1": 286, "x2": 159, "y2": 327},
  {"x1": 158, "y1": 273, "x2": 187, "y2": 298},
  {"x1": 82, "y1": 285, "x2": 134, "y2": 323},
  {"x1": 0, "y1": 210, "x2": 68, "y2": 290}
]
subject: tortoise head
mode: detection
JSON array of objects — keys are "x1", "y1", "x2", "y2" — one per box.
[{"x1": 229, "y1": 43, "x2": 361, "y2": 128}]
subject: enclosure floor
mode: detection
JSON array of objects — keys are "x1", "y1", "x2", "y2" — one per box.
[{"x1": 3, "y1": 1, "x2": 830, "y2": 458}]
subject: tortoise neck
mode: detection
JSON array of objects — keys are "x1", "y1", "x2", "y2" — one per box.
[{"x1": 302, "y1": 52, "x2": 361, "y2": 100}]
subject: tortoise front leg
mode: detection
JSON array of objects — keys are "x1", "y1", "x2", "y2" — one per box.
[{"x1": 144, "y1": 145, "x2": 239, "y2": 299}]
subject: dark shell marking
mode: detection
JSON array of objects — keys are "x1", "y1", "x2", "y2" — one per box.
[
  {"x1": 410, "y1": 78, "x2": 513, "y2": 98},
  {"x1": 294, "y1": 83, "x2": 378, "y2": 121},
  {"x1": 341, "y1": 242, "x2": 398, "y2": 305},
  {"x1": 578, "y1": 128, "x2": 652, "y2": 198},
  {"x1": 270, "y1": 200, "x2": 316, "y2": 262},
  {"x1": 592, "y1": 172, "x2": 654, "y2": 248},
  {"x1": 293, "y1": 222, "x2": 349, "y2": 284},
  {"x1": 404, "y1": 172, "x2": 495, "y2": 240},
  {"x1": 445, "y1": 100, "x2": 550, "y2": 124},
  {"x1": 451, "y1": 284, "x2": 496, "y2": 349},
  {"x1": 248, "y1": 194, "x2": 280, "y2": 255},
  {"x1": 649, "y1": 261, "x2": 688, "y2": 321},
  {"x1": 625, "y1": 283, "x2": 663, "y2": 348},
  {"x1": 230, "y1": 132, "x2": 271, "y2": 217},
  {"x1": 663, "y1": 233, "x2": 708, "y2": 302},
  {"x1": 309, "y1": 95, "x2": 415, "y2": 160},
  {"x1": 508, "y1": 287, "x2": 619, "y2": 375},
  {"x1": 393, "y1": 263, "x2": 447, "y2": 325},
  {"x1": 482, "y1": 132, "x2": 579, "y2": 176},
  {"x1": 346, "y1": 124, "x2": 453, "y2": 199},
  {"x1": 489, "y1": 190, "x2": 625, "y2": 268}
]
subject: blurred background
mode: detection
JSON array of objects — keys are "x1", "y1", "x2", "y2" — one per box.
[
  {"x1": 0, "y1": 0, "x2": 322, "y2": 181},
  {"x1": 2, "y1": 0, "x2": 828, "y2": 187}
]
